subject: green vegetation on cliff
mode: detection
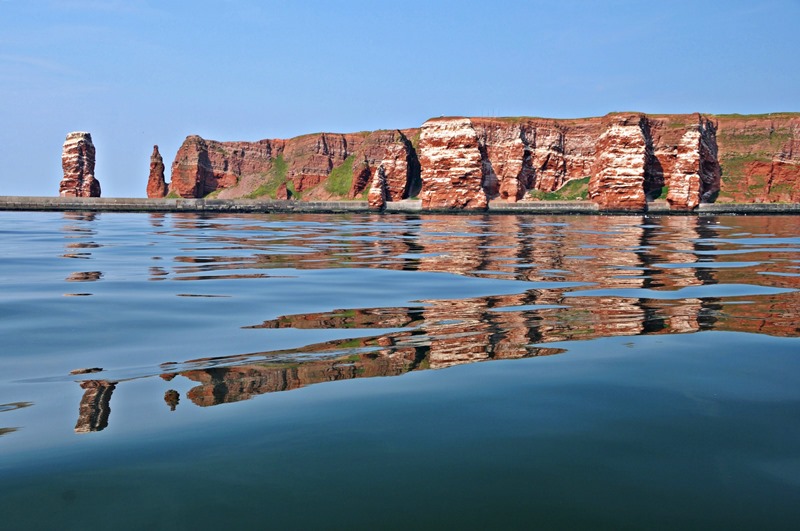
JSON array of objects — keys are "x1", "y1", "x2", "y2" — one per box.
[
  {"x1": 245, "y1": 155, "x2": 289, "y2": 199},
  {"x1": 324, "y1": 155, "x2": 356, "y2": 196},
  {"x1": 527, "y1": 177, "x2": 590, "y2": 201}
]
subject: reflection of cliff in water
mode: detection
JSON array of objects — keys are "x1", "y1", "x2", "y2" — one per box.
[
  {"x1": 71, "y1": 213, "x2": 799, "y2": 423},
  {"x1": 180, "y1": 337, "x2": 563, "y2": 407}
]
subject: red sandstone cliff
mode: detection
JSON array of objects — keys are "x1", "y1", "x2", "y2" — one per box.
[
  {"x1": 168, "y1": 129, "x2": 420, "y2": 202},
  {"x1": 160, "y1": 112, "x2": 798, "y2": 209},
  {"x1": 714, "y1": 113, "x2": 800, "y2": 203}
]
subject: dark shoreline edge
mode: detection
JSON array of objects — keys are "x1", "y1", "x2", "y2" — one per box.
[{"x1": 1, "y1": 196, "x2": 799, "y2": 215}]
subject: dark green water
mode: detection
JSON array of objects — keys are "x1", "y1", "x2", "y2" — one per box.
[{"x1": 1, "y1": 212, "x2": 799, "y2": 529}]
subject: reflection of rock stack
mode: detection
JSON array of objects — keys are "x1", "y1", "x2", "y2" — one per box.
[
  {"x1": 183, "y1": 351, "x2": 418, "y2": 406},
  {"x1": 164, "y1": 389, "x2": 180, "y2": 411},
  {"x1": 74, "y1": 380, "x2": 116, "y2": 433},
  {"x1": 66, "y1": 271, "x2": 102, "y2": 282}
]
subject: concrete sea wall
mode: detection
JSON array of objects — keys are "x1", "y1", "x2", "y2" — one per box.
[{"x1": 2, "y1": 196, "x2": 800, "y2": 215}]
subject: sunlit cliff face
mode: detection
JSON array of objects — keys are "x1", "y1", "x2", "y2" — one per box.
[{"x1": 154, "y1": 113, "x2": 800, "y2": 209}]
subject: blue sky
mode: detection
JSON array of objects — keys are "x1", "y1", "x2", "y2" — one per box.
[{"x1": 1, "y1": 0, "x2": 798, "y2": 197}]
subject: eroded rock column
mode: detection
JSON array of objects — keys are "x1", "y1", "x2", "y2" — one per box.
[
  {"x1": 368, "y1": 165, "x2": 388, "y2": 209},
  {"x1": 418, "y1": 118, "x2": 487, "y2": 209},
  {"x1": 589, "y1": 115, "x2": 650, "y2": 211},
  {"x1": 60, "y1": 132, "x2": 101, "y2": 197},
  {"x1": 667, "y1": 117, "x2": 721, "y2": 210},
  {"x1": 146, "y1": 145, "x2": 168, "y2": 198}
]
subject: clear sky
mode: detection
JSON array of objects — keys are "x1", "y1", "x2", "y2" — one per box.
[{"x1": 1, "y1": 0, "x2": 798, "y2": 197}]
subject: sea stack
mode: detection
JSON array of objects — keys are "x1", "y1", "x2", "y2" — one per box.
[
  {"x1": 367, "y1": 164, "x2": 388, "y2": 209},
  {"x1": 60, "y1": 132, "x2": 101, "y2": 197},
  {"x1": 146, "y1": 145, "x2": 168, "y2": 198}
]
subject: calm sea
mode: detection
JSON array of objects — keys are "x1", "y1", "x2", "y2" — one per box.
[{"x1": 1, "y1": 211, "x2": 799, "y2": 529}]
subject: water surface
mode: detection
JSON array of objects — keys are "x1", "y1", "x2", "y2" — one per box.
[{"x1": 1, "y1": 212, "x2": 799, "y2": 529}]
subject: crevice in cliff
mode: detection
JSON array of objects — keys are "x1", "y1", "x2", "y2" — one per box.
[
  {"x1": 478, "y1": 141, "x2": 499, "y2": 200},
  {"x1": 519, "y1": 128, "x2": 535, "y2": 193},
  {"x1": 401, "y1": 131, "x2": 422, "y2": 199},
  {"x1": 197, "y1": 148, "x2": 213, "y2": 197},
  {"x1": 641, "y1": 118, "x2": 662, "y2": 202},
  {"x1": 699, "y1": 119, "x2": 721, "y2": 203}
]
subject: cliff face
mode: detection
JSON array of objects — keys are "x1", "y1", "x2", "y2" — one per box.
[
  {"x1": 666, "y1": 117, "x2": 721, "y2": 210},
  {"x1": 168, "y1": 130, "x2": 420, "y2": 202},
  {"x1": 170, "y1": 136, "x2": 277, "y2": 198},
  {"x1": 714, "y1": 114, "x2": 800, "y2": 203},
  {"x1": 161, "y1": 112, "x2": 799, "y2": 209},
  {"x1": 60, "y1": 132, "x2": 101, "y2": 197},
  {"x1": 588, "y1": 114, "x2": 651, "y2": 210},
  {"x1": 418, "y1": 118, "x2": 487, "y2": 209},
  {"x1": 418, "y1": 116, "x2": 601, "y2": 209}
]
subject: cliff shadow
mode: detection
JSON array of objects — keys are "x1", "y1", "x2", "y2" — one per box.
[{"x1": 403, "y1": 136, "x2": 423, "y2": 199}]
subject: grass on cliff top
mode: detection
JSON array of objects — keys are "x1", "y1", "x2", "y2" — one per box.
[
  {"x1": 713, "y1": 112, "x2": 800, "y2": 119},
  {"x1": 244, "y1": 155, "x2": 289, "y2": 199},
  {"x1": 324, "y1": 155, "x2": 356, "y2": 196},
  {"x1": 527, "y1": 177, "x2": 590, "y2": 201},
  {"x1": 717, "y1": 129, "x2": 792, "y2": 151}
]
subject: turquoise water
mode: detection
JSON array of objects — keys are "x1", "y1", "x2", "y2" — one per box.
[{"x1": 1, "y1": 211, "x2": 799, "y2": 529}]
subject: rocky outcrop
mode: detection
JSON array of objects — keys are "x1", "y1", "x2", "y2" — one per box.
[
  {"x1": 588, "y1": 114, "x2": 652, "y2": 210},
  {"x1": 418, "y1": 118, "x2": 487, "y2": 209},
  {"x1": 146, "y1": 145, "x2": 168, "y2": 198},
  {"x1": 60, "y1": 132, "x2": 100, "y2": 197},
  {"x1": 368, "y1": 165, "x2": 388, "y2": 209},
  {"x1": 714, "y1": 113, "x2": 800, "y2": 203},
  {"x1": 159, "y1": 112, "x2": 798, "y2": 209},
  {"x1": 348, "y1": 129, "x2": 420, "y2": 200},
  {"x1": 167, "y1": 129, "x2": 420, "y2": 201},
  {"x1": 588, "y1": 113, "x2": 723, "y2": 210},
  {"x1": 666, "y1": 117, "x2": 721, "y2": 210},
  {"x1": 170, "y1": 136, "x2": 277, "y2": 198}
]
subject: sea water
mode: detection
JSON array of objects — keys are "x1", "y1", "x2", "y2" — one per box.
[{"x1": 1, "y1": 211, "x2": 799, "y2": 529}]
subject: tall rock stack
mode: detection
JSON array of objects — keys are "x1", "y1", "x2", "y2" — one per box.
[
  {"x1": 666, "y1": 117, "x2": 721, "y2": 210},
  {"x1": 418, "y1": 118, "x2": 487, "y2": 210},
  {"x1": 368, "y1": 165, "x2": 388, "y2": 209},
  {"x1": 60, "y1": 132, "x2": 101, "y2": 197},
  {"x1": 588, "y1": 114, "x2": 651, "y2": 211},
  {"x1": 146, "y1": 145, "x2": 168, "y2": 198}
]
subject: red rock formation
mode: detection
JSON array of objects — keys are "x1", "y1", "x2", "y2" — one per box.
[
  {"x1": 167, "y1": 129, "x2": 421, "y2": 201},
  {"x1": 60, "y1": 132, "x2": 101, "y2": 197},
  {"x1": 666, "y1": 117, "x2": 721, "y2": 210},
  {"x1": 348, "y1": 129, "x2": 419, "y2": 200},
  {"x1": 169, "y1": 136, "x2": 278, "y2": 198},
  {"x1": 161, "y1": 112, "x2": 799, "y2": 207},
  {"x1": 714, "y1": 113, "x2": 800, "y2": 203},
  {"x1": 282, "y1": 133, "x2": 362, "y2": 194},
  {"x1": 588, "y1": 114, "x2": 651, "y2": 210},
  {"x1": 418, "y1": 116, "x2": 603, "y2": 208},
  {"x1": 368, "y1": 165, "x2": 388, "y2": 209},
  {"x1": 418, "y1": 118, "x2": 487, "y2": 209},
  {"x1": 146, "y1": 145, "x2": 168, "y2": 198}
]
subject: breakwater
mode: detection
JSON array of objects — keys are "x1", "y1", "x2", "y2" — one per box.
[{"x1": 1, "y1": 196, "x2": 799, "y2": 215}]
